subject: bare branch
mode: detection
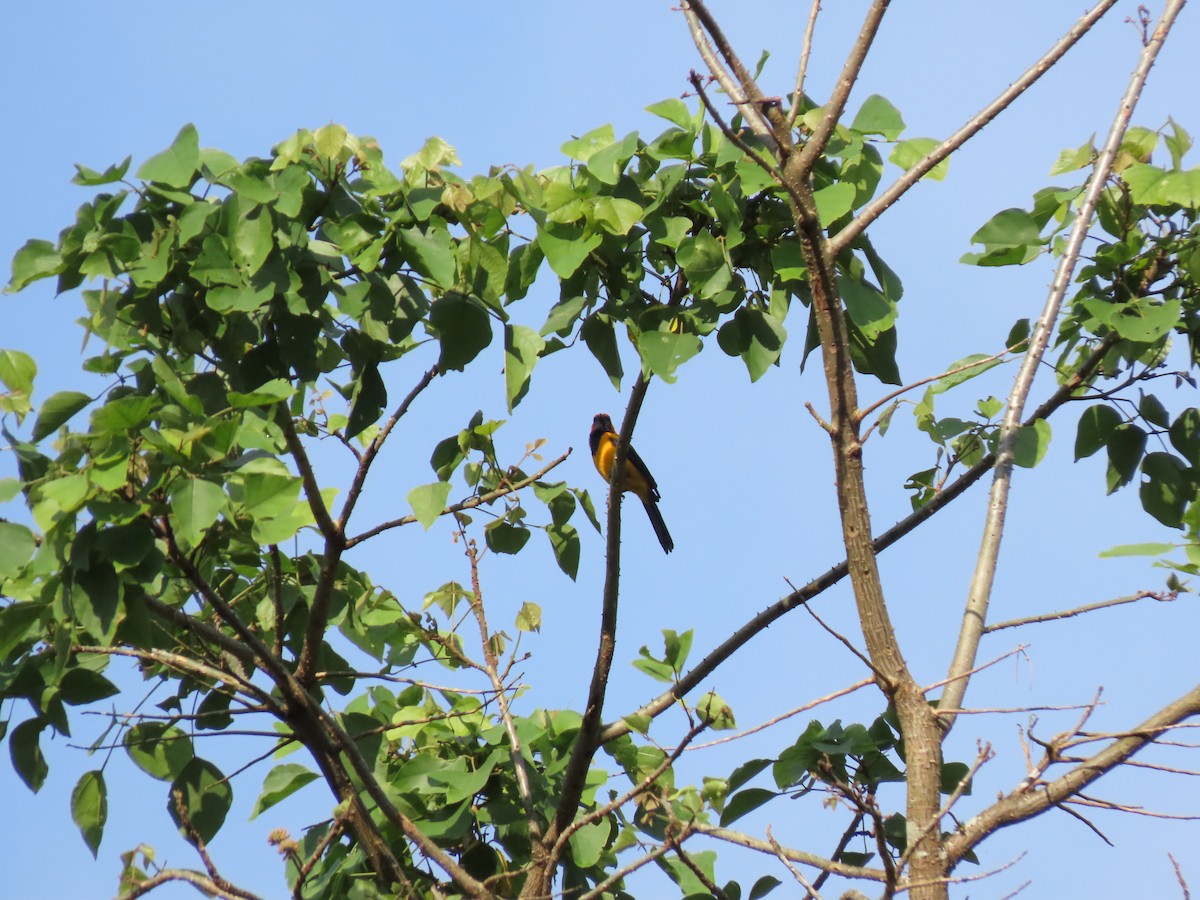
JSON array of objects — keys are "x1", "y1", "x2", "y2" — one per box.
[
  {"x1": 460, "y1": 530, "x2": 543, "y2": 847},
  {"x1": 578, "y1": 836, "x2": 681, "y2": 900},
  {"x1": 275, "y1": 407, "x2": 339, "y2": 540},
  {"x1": 788, "y1": 0, "x2": 823, "y2": 128},
  {"x1": 788, "y1": 0, "x2": 892, "y2": 177},
  {"x1": 946, "y1": 681, "x2": 1200, "y2": 864},
  {"x1": 984, "y1": 590, "x2": 1177, "y2": 633},
  {"x1": 692, "y1": 823, "x2": 889, "y2": 883},
  {"x1": 942, "y1": 0, "x2": 1186, "y2": 725},
  {"x1": 831, "y1": 0, "x2": 1119, "y2": 254},
  {"x1": 899, "y1": 743, "x2": 993, "y2": 870},
  {"x1": 686, "y1": 677, "x2": 874, "y2": 751},
  {"x1": 338, "y1": 364, "x2": 438, "y2": 529},
  {"x1": 680, "y1": 0, "x2": 777, "y2": 145},
  {"x1": 549, "y1": 375, "x2": 652, "y2": 850},
  {"x1": 1169, "y1": 852, "x2": 1191, "y2": 900},
  {"x1": 857, "y1": 341, "x2": 1022, "y2": 426},
  {"x1": 768, "y1": 823, "x2": 825, "y2": 900}
]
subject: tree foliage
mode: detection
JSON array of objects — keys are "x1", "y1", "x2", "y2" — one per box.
[{"x1": 2, "y1": 2, "x2": 1199, "y2": 898}]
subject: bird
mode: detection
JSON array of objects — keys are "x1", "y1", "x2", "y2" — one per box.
[{"x1": 589, "y1": 412, "x2": 674, "y2": 553}]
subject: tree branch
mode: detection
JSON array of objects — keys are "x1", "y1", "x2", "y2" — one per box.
[
  {"x1": 547, "y1": 376, "x2": 651, "y2": 852},
  {"x1": 941, "y1": 0, "x2": 1187, "y2": 726},
  {"x1": 338, "y1": 364, "x2": 438, "y2": 530},
  {"x1": 945, "y1": 681, "x2": 1200, "y2": 865},
  {"x1": 984, "y1": 589, "x2": 1177, "y2": 633},
  {"x1": 829, "y1": 0, "x2": 1119, "y2": 255}
]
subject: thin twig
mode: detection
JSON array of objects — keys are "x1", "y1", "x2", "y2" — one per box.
[
  {"x1": 460, "y1": 529, "x2": 543, "y2": 846},
  {"x1": 344, "y1": 449, "x2": 571, "y2": 546},
  {"x1": 898, "y1": 743, "x2": 993, "y2": 869},
  {"x1": 339, "y1": 364, "x2": 438, "y2": 529},
  {"x1": 686, "y1": 677, "x2": 873, "y2": 750},
  {"x1": 680, "y1": 0, "x2": 777, "y2": 145},
  {"x1": 857, "y1": 342, "x2": 1021, "y2": 425},
  {"x1": 693, "y1": 823, "x2": 889, "y2": 882},
  {"x1": 768, "y1": 825, "x2": 824, "y2": 899},
  {"x1": 788, "y1": 0, "x2": 892, "y2": 177},
  {"x1": 1169, "y1": 852, "x2": 1191, "y2": 900},
  {"x1": 984, "y1": 590, "x2": 1175, "y2": 633},
  {"x1": 788, "y1": 0, "x2": 823, "y2": 128}
]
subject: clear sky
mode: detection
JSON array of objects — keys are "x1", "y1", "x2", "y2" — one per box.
[{"x1": 2, "y1": 3, "x2": 1198, "y2": 898}]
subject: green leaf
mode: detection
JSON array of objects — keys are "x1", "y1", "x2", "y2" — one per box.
[
  {"x1": 0, "y1": 522, "x2": 37, "y2": 578},
  {"x1": 515, "y1": 601, "x2": 542, "y2": 633},
  {"x1": 749, "y1": 875, "x2": 783, "y2": 900},
  {"x1": 716, "y1": 307, "x2": 787, "y2": 382},
  {"x1": 677, "y1": 231, "x2": 729, "y2": 298},
  {"x1": 1075, "y1": 404, "x2": 1122, "y2": 460},
  {"x1": 408, "y1": 481, "x2": 452, "y2": 530},
  {"x1": 7, "y1": 239, "x2": 63, "y2": 292},
  {"x1": 227, "y1": 378, "x2": 295, "y2": 408},
  {"x1": 1139, "y1": 393, "x2": 1170, "y2": 429},
  {"x1": 719, "y1": 787, "x2": 774, "y2": 826},
  {"x1": 429, "y1": 293, "x2": 493, "y2": 372},
  {"x1": 582, "y1": 315, "x2": 623, "y2": 389},
  {"x1": 961, "y1": 208, "x2": 1043, "y2": 266},
  {"x1": 587, "y1": 131, "x2": 639, "y2": 185},
  {"x1": 698, "y1": 691, "x2": 736, "y2": 730},
  {"x1": 537, "y1": 223, "x2": 602, "y2": 278},
  {"x1": 567, "y1": 818, "x2": 612, "y2": 868},
  {"x1": 72, "y1": 156, "x2": 132, "y2": 186},
  {"x1": 548, "y1": 522, "x2": 580, "y2": 580},
  {"x1": 400, "y1": 226, "x2": 457, "y2": 288},
  {"x1": 1165, "y1": 118, "x2": 1192, "y2": 170},
  {"x1": 637, "y1": 331, "x2": 702, "y2": 383},
  {"x1": 231, "y1": 209, "x2": 274, "y2": 276},
  {"x1": 32, "y1": 391, "x2": 92, "y2": 441},
  {"x1": 889, "y1": 138, "x2": 949, "y2": 180},
  {"x1": 1099, "y1": 542, "x2": 1176, "y2": 558},
  {"x1": 71, "y1": 770, "x2": 107, "y2": 857},
  {"x1": 1049, "y1": 137, "x2": 1095, "y2": 175},
  {"x1": 169, "y1": 758, "x2": 231, "y2": 844},
  {"x1": 125, "y1": 723, "x2": 195, "y2": 781},
  {"x1": 1106, "y1": 423, "x2": 1147, "y2": 494},
  {"x1": 346, "y1": 361, "x2": 387, "y2": 439},
  {"x1": 839, "y1": 276, "x2": 896, "y2": 341},
  {"x1": 813, "y1": 182, "x2": 856, "y2": 226},
  {"x1": 561, "y1": 124, "x2": 615, "y2": 162},
  {"x1": 1169, "y1": 408, "x2": 1200, "y2": 465},
  {"x1": 58, "y1": 668, "x2": 120, "y2": 705},
  {"x1": 10, "y1": 717, "x2": 48, "y2": 792},
  {"x1": 251, "y1": 764, "x2": 320, "y2": 819},
  {"x1": 851, "y1": 94, "x2": 905, "y2": 140},
  {"x1": 940, "y1": 761, "x2": 972, "y2": 795},
  {"x1": 504, "y1": 324, "x2": 545, "y2": 412},
  {"x1": 485, "y1": 520, "x2": 531, "y2": 555},
  {"x1": 646, "y1": 98, "x2": 696, "y2": 130},
  {"x1": 0, "y1": 348, "x2": 36, "y2": 396},
  {"x1": 136, "y1": 124, "x2": 201, "y2": 188},
  {"x1": 592, "y1": 197, "x2": 644, "y2": 235},
  {"x1": 169, "y1": 479, "x2": 226, "y2": 545},
  {"x1": 1012, "y1": 419, "x2": 1051, "y2": 468},
  {"x1": 1139, "y1": 452, "x2": 1188, "y2": 528}
]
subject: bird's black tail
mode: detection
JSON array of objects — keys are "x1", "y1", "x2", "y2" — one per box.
[{"x1": 642, "y1": 497, "x2": 674, "y2": 554}]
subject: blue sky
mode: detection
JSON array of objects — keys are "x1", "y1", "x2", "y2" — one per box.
[{"x1": 2, "y1": 2, "x2": 1198, "y2": 898}]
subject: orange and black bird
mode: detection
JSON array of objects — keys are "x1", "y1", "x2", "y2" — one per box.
[{"x1": 589, "y1": 413, "x2": 674, "y2": 554}]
